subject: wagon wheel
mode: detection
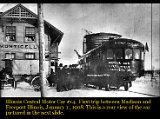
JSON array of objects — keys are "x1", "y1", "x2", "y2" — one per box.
[
  {"x1": 30, "y1": 76, "x2": 49, "y2": 90},
  {"x1": 11, "y1": 80, "x2": 17, "y2": 89},
  {"x1": 0, "y1": 80, "x2": 5, "y2": 89},
  {"x1": 7, "y1": 77, "x2": 17, "y2": 89},
  {"x1": 30, "y1": 76, "x2": 40, "y2": 89}
]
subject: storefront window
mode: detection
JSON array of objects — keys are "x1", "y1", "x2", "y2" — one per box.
[
  {"x1": 125, "y1": 49, "x2": 132, "y2": 59},
  {"x1": 5, "y1": 26, "x2": 16, "y2": 41},
  {"x1": 25, "y1": 27, "x2": 35, "y2": 42}
]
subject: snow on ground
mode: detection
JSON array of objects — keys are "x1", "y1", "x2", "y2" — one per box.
[
  {"x1": 1, "y1": 76, "x2": 159, "y2": 97},
  {"x1": 45, "y1": 86, "x2": 151, "y2": 97},
  {"x1": 1, "y1": 82, "x2": 41, "y2": 97},
  {"x1": 129, "y1": 76, "x2": 160, "y2": 97}
]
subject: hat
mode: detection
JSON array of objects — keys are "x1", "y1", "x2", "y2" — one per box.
[{"x1": 59, "y1": 63, "x2": 63, "y2": 67}]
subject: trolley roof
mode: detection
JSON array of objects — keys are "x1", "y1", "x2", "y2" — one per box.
[
  {"x1": 80, "y1": 38, "x2": 145, "y2": 59},
  {"x1": 84, "y1": 32, "x2": 122, "y2": 39},
  {"x1": 103, "y1": 38, "x2": 144, "y2": 48}
]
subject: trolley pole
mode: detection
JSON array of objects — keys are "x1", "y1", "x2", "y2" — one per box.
[{"x1": 38, "y1": 3, "x2": 47, "y2": 97}]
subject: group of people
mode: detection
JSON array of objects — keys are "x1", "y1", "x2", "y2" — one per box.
[
  {"x1": 47, "y1": 65, "x2": 82, "y2": 92},
  {"x1": 0, "y1": 65, "x2": 82, "y2": 92}
]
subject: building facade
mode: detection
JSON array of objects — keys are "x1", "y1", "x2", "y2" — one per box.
[{"x1": 0, "y1": 4, "x2": 63, "y2": 77}]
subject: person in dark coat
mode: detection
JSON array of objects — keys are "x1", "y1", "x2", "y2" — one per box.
[
  {"x1": 0, "y1": 68, "x2": 6, "y2": 89},
  {"x1": 56, "y1": 65, "x2": 68, "y2": 92},
  {"x1": 47, "y1": 70, "x2": 56, "y2": 87}
]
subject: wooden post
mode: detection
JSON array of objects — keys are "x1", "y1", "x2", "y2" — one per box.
[{"x1": 38, "y1": 3, "x2": 47, "y2": 97}]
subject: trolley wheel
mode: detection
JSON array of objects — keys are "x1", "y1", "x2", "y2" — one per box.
[
  {"x1": 116, "y1": 85, "x2": 120, "y2": 90},
  {"x1": 84, "y1": 83, "x2": 88, "y2": 87},
  {"x1": 124, "y1": 82, "x2": 129, "y2": 91},
  {"x1": 56, "y1": 87, "x2": 61, "y2": 92},
  {"x1": 10, "y1": 78, "x2": 17, "y2": 89},
  {"x1": 99, "y1": 86, "x2": 102, "y2": 90},
  {"x1": 105, "y1": 84, "x2": 110, "y2": 91},
  {"x1": 129, "y1": 81, "x2": 132, "y2": 87},
  {"x1": 1, "y1": 81, "x2": 4, "y2": 89}
]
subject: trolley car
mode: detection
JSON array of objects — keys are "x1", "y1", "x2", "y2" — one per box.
[{"x1": 79, "y1": 37, "x2": 146, "y2": 91}]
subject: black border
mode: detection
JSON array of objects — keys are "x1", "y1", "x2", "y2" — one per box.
[
  {"x1": 0, "y1": 97, "x2": 160, "y2": 118},
  {"x1": 0, "y1": 2, "x2": 160, "y2": 118}
]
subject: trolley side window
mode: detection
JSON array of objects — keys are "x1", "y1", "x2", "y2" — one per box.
[
  {"x1": 141, "y1": 51, "x2": 144, "y2": 60},
  {"x1": 107, "y1": 49, "x2": 113, "y2": 59},
  {"x1": 133, "y1": 49, "x2": 140, "y2": 59},
  {"x1": 5, "y1": 26, "x2": 16, "y2": 41},
  {"x1": 125, "y1": 49, "x2": 133, "y2": 59},
  {"x1": 102, "y1": 52, "x2": 107, "y2": 61},
  {"x1": 115, "y1": 49, "x2": 123, "y2": 59},
  {"x1": 25, "y1": 27, "x2": 35, "y2": 42}
]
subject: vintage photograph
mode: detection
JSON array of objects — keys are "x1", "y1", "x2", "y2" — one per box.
[{"x1": 0, "y1": 3, "x2": 159, "y2": 97}]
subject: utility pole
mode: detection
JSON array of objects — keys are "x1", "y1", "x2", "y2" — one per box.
[{"x1": 38, "y1": 3, "x2": 47, "y2": 97}]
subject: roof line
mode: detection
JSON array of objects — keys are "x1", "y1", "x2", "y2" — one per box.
[
  {"x1": 0, "y1": 3, "x2": 63, "y2": 36},
  {"x1": 44, "y1": 20, "x2": 63, "y2": 35},
  {"x1": 0, "y1": 3, "x2": 38, "y2": 18}
]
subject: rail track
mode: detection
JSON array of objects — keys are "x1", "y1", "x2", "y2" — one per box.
[{"x1": 127, "y1": 90, "x2": 159, "y2": 97}]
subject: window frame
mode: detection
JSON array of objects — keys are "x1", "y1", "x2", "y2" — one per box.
[
  {"x1": 25, "y1": 53, "x2": 35, "y2": 60},
  {"x1": 125, "y1": 48, "x2": 133, "y2": 59},
  {"x1": 25, "y1": 27, "x2": 36, "y2": 42},
  {"x1": 115, "y1": 48, "x2": 124, "y2": 59},
  {"x1": 106, "y1": 49, "x2": 114, "y2": 59},
  {"x1": 5, "y1": 53, "x2": 16, "y2": 59},
  {"x1": 5, "y1": 26, "x2": 16, "y2": 42},
  {"x1": 141, "y1": 50, "x2": 144, "y2": 60},
  {"x1": 133, "y1": 49, "x2": 141, "y2": 60}
]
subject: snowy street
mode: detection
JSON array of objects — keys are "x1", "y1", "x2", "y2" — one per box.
[{"x1": 1, "y1": 76, "x2": 159, "y2": 97}]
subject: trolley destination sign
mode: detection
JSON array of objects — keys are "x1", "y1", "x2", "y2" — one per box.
[
  {"x1": 113, "y1": 39, "x2": 144, "y2": 47},
  {"x1": 115, "y1": 41, "x2": 141, "y2": 47},
  {"x1": 108, "y1": 61, "x2": 131, "y2": 71}
]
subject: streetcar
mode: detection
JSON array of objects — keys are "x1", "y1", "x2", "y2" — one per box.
[{"x1": 79, "y1": 34, "x2": 146, "y2": 91}]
